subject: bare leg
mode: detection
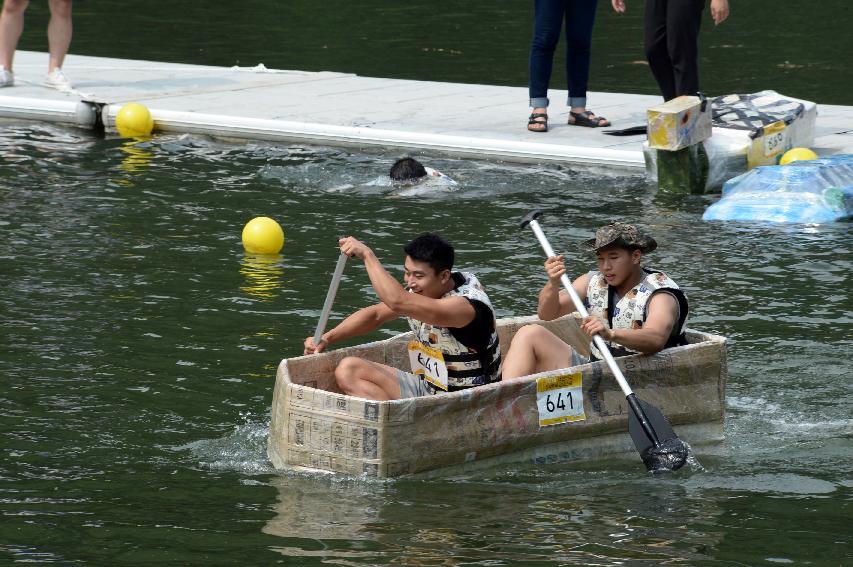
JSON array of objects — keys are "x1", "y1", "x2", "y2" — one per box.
[
  {"x1": 335, "y1": 356, "x2": 402, "y2": 401},
  {"x1": 501, "y1": 324, "x2": 574, "y2": 380},
  {"x1": 46, "y1": 0, "x2": 71, "y2": 72},
  {"x1": 0, "y1": 0, "x2": 29, "y2": 71}
]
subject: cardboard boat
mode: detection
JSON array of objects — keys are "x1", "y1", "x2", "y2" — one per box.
[{"x1": 268, "y1": 314, "x2": 727, "y2": 478}]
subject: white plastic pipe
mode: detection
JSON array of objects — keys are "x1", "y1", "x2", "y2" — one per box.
[
  {"x1": 0, "y1": 96, "x2": 643, "y2": 167},
  {"x1": 101, "y1": 105, "x2": 643, "y2": 168},
  {"x1": 313, "y1": 253, "x2": 348, "y2": 346},
  {"x1": 0, "y1": 96, "x2": 97, "y2": 127}
]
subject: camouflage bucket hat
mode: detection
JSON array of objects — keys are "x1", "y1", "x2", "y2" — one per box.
[{"x1": 580, "y1": 222, "x2": 658, "y2": 254}]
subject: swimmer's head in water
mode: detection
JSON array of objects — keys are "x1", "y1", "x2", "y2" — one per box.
[{"x1": 390, "y1": 157, "x2": 427, "y2": 184}]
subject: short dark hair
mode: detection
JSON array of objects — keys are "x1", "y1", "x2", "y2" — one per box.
[
  {"x1": 403, "y1": 233, "x2": 454, "y2": 273},
  {"x1": 390, "y1": 157, "x2": 427, "y2": 182}
]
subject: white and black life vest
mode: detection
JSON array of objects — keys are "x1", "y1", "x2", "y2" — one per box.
[
  {"x1": 585, "y1": 268, "x2": 689, "y2": 360},
  {"x1": 406, "y1": 272, "x2": 501, "y2": 390}
]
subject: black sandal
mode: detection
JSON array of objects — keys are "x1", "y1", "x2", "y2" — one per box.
[
  {"x1": 527, "y1": 112, "x2": 548, "y2": 132},
  {"x1": 568, "y1": 110, "x2": 610, "y2": 128}
]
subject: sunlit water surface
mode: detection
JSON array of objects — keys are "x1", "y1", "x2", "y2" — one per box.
[{"x1": 1, "y1": 123, "x2": 850, "y2": 565}]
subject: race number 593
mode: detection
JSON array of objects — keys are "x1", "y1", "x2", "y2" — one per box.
[{"x1": 536, "y1": 372, "x2": 585, "y2": 427}]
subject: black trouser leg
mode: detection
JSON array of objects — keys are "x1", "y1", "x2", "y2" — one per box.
[
  {"x1": 644, "y1": 0, "x2": 705, "y2": 101},
  {"x1": 667, "y1": 0, "x2": 705, "y2": 98}
]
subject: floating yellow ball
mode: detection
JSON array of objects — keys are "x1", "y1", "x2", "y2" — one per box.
[
  {"x1": 780, "y1": 147, "x2": 818, "y2": 165},
  {"x1": 242, "y1": 217, "x2": 285, "y2": 254},
  {"x1": 115, "y1": 102, "x2": 154, "y2": 138}
]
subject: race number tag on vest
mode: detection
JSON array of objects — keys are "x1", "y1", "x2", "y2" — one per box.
[
  {"x1": 536, "y1": 372, "x2": 585, "y2": 426},
  {"x1": 407, "y1": 341, "x2": 449, "y2": 391}
]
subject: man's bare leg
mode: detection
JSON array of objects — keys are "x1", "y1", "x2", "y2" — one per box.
[
  {"x1": 335, "y1": 356, "x2": 401, "y2": 400},
  {"x1": 501, "y1": 324, "x2": 574, "y2": 380},
  {"x1": 46, "y1": 0, "x2": 71, "y2": 72},
  {"x1": 0, "y1": 0, "x2": 29, "y2": 71}
]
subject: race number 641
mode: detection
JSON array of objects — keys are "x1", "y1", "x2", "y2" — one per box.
[{"x1": 536, "y1": 372, "x2": 585, "y2": 427}]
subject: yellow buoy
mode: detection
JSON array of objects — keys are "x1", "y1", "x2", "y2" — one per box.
[
  {"x1": 780, "y1": 147, "x2": 818, "y2": 165},
  {"x1": 115, "y1": 103, "x2": 154, "y2": 138},
  {"x1": 242, "y1": 217, "x2": 285, "y2": 254}
]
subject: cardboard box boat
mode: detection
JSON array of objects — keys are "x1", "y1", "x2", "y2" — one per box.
[{"x1": 267, "y1": 314, "x2": 727, "y2": 478}]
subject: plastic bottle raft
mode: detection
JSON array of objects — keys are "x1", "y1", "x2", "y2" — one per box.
[{"x1": 703, "y1": 154, "x2": 853, "y2": 223}]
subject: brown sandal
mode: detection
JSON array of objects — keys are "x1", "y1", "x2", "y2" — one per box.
[{"x1": 527, "y1": 112, "x2": 548, "y2": 132}]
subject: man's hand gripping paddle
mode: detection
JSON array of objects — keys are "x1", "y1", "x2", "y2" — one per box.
[
  {"x1": 312, "y1": 252, "x2": 348, "y2": 350},
  {"x1": 520, "y1": 211, "x2": 689, "y2": 473}
]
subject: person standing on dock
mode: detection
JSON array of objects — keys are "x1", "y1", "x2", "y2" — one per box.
[
  {"x1": 303, "y1": 233, "x2": 502, "y2": 400},
  {"x1": 527, "y1": 0, "x2": 611, "y2": 133},
  {"x1": 611, "y1": 0, "x2": 729, "y2": 101},
  {"x1": 501, "y1": 222, "x2": 689, "y2": 380},
  {"x1": 0, "y1": 0, "x2": 73, "y2": 89}
]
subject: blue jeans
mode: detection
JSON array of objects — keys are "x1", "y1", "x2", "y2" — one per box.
[{"x1": 529, "y1": 0, "x2": 599, "y2": 109}]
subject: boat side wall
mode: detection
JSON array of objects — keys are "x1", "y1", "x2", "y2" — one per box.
[
  {"x1": 266, "y1": 315, "x2": 583, "y2": 472},
  {"x1": 267, "y1": 316, "x2": 726, "y2": 477},
  {"x1": 267, "y1": 328, "x2": 414, "y2": 474},
  {"x1": 377, "y1": 333, "x2": 725, "y2": 476}
]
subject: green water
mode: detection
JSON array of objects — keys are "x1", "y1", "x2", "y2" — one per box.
[
  {"x1": 3, "y1": 1, "x2": 852, "y2": 565},
  {"x1": 1, "y1": 124, "x2": 850, "y2": 565}
]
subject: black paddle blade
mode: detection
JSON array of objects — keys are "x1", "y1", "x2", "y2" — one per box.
[
  {"x1": 627, "y1": 397, "x2": 689, "y2": 473},
  {"x1": 520, "y1": 210, "x2": 544, "y2": 229},
  {"x1": 602, "y1": 125, "x2": 647, "y2": 137}
]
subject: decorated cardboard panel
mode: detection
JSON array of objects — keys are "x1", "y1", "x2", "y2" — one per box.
[
  {"x1": 268, "y1": 314, "x2": 727, "y2": 478},
  {"x1": 648, "y1": 96, "x2": 712, "y2": 151}
]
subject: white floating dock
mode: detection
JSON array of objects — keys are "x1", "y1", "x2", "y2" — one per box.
[{"x1": 2, "y1": 50, "x2": 852, "y2": 168}]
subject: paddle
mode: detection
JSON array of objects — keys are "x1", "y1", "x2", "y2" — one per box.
[
  {"x1": 312, "y1": 252, "x2": 348, "y2": 350},
  {"x1": 602, "y1": 125, "x2": 647, "y2": 137},
  {"x1": 520, "y1": 211, "x2": 688, "y2": 473}
]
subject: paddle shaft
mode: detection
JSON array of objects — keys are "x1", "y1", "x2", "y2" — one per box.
[
  {"x1": 312, "y1": 253, "x2": 348, "y2": 346},
  {"x1": 526, "y1": 220, "x2": 634, "y2": 394},
  {"x1": 526, "y1": 219, "x2": 663, "y2": 447}
]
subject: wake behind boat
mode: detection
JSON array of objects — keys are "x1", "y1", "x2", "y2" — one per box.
[{"x1": 267, "y1": 314, "x2": 727, "y2": 478}]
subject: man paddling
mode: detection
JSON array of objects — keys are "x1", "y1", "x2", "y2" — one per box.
[
  {"x1": 304, "y1": 233, "x2": 501, "y2": 400},
  {"x1": 502, "y1": 222, "x2": 688, "y2": 379}
]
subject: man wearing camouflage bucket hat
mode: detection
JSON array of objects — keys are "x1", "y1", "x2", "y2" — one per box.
[{"x1": 502, "y1": 222, "x2": 689, "y2": 380}]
